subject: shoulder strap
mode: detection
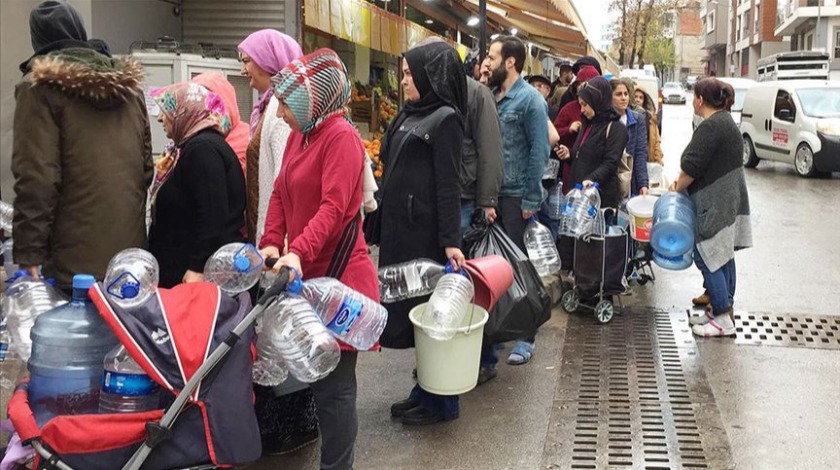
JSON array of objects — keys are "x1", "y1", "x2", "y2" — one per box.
[
  {"x1": 606, "y1": 122, "x2": 612, "y2": 138},
  {"x1": 326, "y1": 212, "x2": 361, "y2": 279}
]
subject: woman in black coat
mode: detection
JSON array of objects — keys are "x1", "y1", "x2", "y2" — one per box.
[
  {"x1": 570, "y1": 77, "x2": 629, "y2": 209},
  {"x1": 373, "y1": 40, "x2": 466, "y2": 425},
  {"x1": 149, "y1": 82, "x2": 246, "y2": 288}
]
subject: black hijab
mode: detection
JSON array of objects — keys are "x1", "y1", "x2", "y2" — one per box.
[
  {"x1": 578, "y1": 76, "x2": 620, "y2": 124},
  {"x1": 402, "y1": 42, "x2": 467, "y2": 118}
]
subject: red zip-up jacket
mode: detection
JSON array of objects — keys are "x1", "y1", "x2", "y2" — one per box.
[{"x1": 260, "y1": 115, "x2": 379, "y2": 351}]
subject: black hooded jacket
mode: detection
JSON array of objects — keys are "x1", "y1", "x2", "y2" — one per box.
[
  {"x1": 375, "y1": 42, "x2": 467, "y2": 349},
  {"x1": 569, "y1": 77, "x2": 628, "y2": 208}
]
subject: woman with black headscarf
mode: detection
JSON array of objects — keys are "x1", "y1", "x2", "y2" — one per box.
[
  {"x1": 570, "y1": 76, "x2": 629, "y2": 210},
  {"x1": 372, "y1": 40, "x2": 467, "y2": 426}
]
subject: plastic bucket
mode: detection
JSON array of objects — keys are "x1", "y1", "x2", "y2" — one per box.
[
  {"x1": 626, "y1": 195, "x2": 657, "y2": 242},
  {"x1": 650, "y1": 192, "x2": 696, "y2": 257},
  {"x1": 652, "y1": 250, "x2": 694, "y2": 271},
  {"x1": 409, "y1": 303, "x2": 489, "y2": 396}
]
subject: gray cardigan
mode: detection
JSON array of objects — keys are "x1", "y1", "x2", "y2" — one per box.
[
  {"x1": 460, "y1": 78, "x2": 503, "y2": 207},
  {"x1": 681, "y1": 111, "x2": 752, "y2": 272}
]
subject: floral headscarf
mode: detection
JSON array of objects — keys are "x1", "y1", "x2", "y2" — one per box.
[
  {"x1": 148, "y1": 82, "x2": 232, "y2": 210},
  {"x1": 270, "y1": 48, "x2": 352, "y2": 136}
]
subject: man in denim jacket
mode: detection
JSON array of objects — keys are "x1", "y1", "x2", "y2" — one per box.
[{"x1": 485, "y1": 36, "x2": 550, "y2": 367}]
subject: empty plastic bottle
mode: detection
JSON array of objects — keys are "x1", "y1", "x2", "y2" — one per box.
[
  {"x1": 28, "y1": 275, "x2": 119, "y2": 426},
  {"x1": 524, "y1": 216, "x2": 562, "y2": 277},
  {"x1": 652, "y1": 250, "x2": 694, "y2": 271},
  {"x1": 0, "y1": 319, "x2": 9, "y2": 363},
  {"x1": 560, "y1": 184, "x2": 595, "y2": 238},
  {"x1": 261, "y1": 294, "x2": 340, "y2": 383},
  {"x1": 288, "y1": 277, "x2": 387, "y2": 351},
  {"x1": 583, "y1": 183, "x2": 602, "y2": 216},
  {"x1": 104, "y1": 248, "x2": 159, "y2": 309},
  {"x1": 378, "y1": 258, "x2": 445, "y2": 303},
  {"x1": 99, "y1": 345, "x2": 160, "y2": 414},
  {"x1": 252, "y1": 321, "x2": 290, "y2": 386},
  {"x1": 0, "y1": 201, "x2": 13, "y2": 233},
  {"x1": 204, "y1": 243, "x2": 264, "y2": 294},
  {"x1": 546, "y1": 182, "x2": 564, "y2": 220},
  {"x1": 420, "y1": 267, "x2": 474, "y2": 341},
  {"x1": 1, "y1": 239, "x2": 17, "y2": 275},
  {"x1": 650, "y1": 192, "x2": 696, "y2": 257},
  {"x1": 3, "y1": 271, "x2": 67, "y2": 361}
]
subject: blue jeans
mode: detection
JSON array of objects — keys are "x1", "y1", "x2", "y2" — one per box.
[
  {"x1": 693, "y1": 246, "x2": 736, "y2": 314},
  {"x1": 460, "y1": 200, "x2": 476, "y2": 236},
  {"x1": 409, "y1": 384, "x2": 459, "y2": 419}
]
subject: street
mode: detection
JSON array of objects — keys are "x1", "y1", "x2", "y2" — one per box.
[{"x1": 259, "y1": 101, "x2": 840, "y2": 469}]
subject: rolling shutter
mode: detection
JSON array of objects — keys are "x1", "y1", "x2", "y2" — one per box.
[{"x1": 182, "y1": 0, "x2": 296, "y2": 48}]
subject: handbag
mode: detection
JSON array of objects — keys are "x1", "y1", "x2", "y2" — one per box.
[{"x1": 606, "y1": 122, "x2": 633, "y2": 199}]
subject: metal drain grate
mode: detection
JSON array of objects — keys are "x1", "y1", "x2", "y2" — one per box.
[
  {"x1": 543, "y1": 311, "x2": 733, "y2": 470},
  {"x1": 733, "y1": 312, "x2": 840, "y2": 350}
]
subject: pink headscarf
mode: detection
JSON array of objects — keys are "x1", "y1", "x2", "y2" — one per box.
[{"x1": 237, "y1": 29, "x2": 303, "y2": 136}]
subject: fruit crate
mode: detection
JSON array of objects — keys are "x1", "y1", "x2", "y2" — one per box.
[{"x1": 350, "y1": 98, "x2": 380, "y2": 129}]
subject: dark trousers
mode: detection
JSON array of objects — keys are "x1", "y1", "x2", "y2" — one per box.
[
  {"x1": 496, "y1": 196, "x2": 527, "y2": 253},
  {"x1": 310, "y1": 351, "x2": 358, "y2": 470}
]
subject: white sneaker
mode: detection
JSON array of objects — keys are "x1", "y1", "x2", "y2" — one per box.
[
  {"x1": 689, "y1": 309, "x2": 714, "y2": 326},
  {"x1": 691, "y1": 314, "x2": 736, "y2": 337}
]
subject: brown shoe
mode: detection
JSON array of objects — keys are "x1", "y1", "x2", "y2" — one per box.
[{"x1": 692, "y1": 293, "x2": 710, "y2": 306}]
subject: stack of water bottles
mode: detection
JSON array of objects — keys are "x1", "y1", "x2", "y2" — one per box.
[
  {"x1": 560, "y1": 183, "x2": 604, "y2": 238},
  {"x1": 524, "y1": 216, "x2": 562, "y2": 277},
  {"x1": 379, "y1": 260, "x2": 475, "y2": 341},
  {"x1": 650, "y1": 192, "x2": 697, "y2": 270}
]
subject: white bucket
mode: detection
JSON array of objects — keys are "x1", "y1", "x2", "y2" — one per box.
[
  {"x1": 409, "y1": 303, "x2": 489, "y2": 396},
  {"x1": 626, "y1": 195, "x2": 658, "y2": 242}
]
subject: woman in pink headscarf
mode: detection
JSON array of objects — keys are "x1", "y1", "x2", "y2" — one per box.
[
  {"x1": 236, "y1": 29, "x2": 316, "y2": 456},
  {"x1": 238, "y1": 29, "x2": 303, "y2": 245}
]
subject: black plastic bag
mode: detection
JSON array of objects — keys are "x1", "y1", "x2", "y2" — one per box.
[{"x1": 466, "y1": 217, "x2": 552, "y2": 344}]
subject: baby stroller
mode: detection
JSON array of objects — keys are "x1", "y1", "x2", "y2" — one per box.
[
  {"x1": 6, "y1": 269, "x2": 294, "y2": 470},
  {"x1": 561, "y1": 209, "x2": 630, "y2": 324}
]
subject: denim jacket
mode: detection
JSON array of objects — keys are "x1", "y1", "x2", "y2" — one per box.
[
  {"x1": 625, "y1": 109, "x2": 650, "y2": 195},
  {"x1": 495, "y1": 77, "x2": 550, "y2": 211}
]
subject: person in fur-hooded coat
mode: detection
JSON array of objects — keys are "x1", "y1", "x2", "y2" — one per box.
[{"x1": 12, "y1": 1, "x2": 153, "y2": 290}]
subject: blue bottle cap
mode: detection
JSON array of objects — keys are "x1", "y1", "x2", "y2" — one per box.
[
  {"x1": 286, "y1": 275, "x2": 302, "y2": 294},
  {"x1": 72, "y1": 274, "x2": 96, "y2": 290},
  {"x1": 233, "y1": 256, "x2": 251, "y2": 273},
  {"x1": 120, "y1": 282, "x2": 140, "y2": 299},
  {"x1": 594, "y1": 182, "x2": 601, "y2": 189},
  {"x1": 575, "y1": 183, "x2": 583, "y2": 189}
]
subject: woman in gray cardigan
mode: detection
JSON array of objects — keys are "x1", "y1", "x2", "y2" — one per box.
[{"x1": 670, "y1": 78, "x2": 753, "y2": 337}]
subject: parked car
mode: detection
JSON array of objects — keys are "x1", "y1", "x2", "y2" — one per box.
[
  {"x1": 692, "y1": 77, "x2": 757, "y2": 130},
  {"x1": 663, "y1": 82, "x2": 687, "y2": 104},
  {"x1": 740, "y1": 80, "x2": 840, "y2": 177},
  {"x1": 685, "y1": 75, "x2": 699, "y2": 90},
  {"x1": 621, "y1": 70, "x2": 663, "y2": 133}
]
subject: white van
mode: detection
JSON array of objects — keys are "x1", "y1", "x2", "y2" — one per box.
[{"x1": 740, "y1": 80, "x2": 840, "y2": 177}]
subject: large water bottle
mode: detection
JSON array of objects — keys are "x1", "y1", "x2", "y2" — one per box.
[
  {"x1": 560, "y1": 184, "x2": 594, "y2": 237},
  {"x1": 546, "y1": 182, "x2": 564, "y2": 220},
  {"x1": 650, "y1": 192, "x2": 697, "y2": 257},
  {"x1": 378, "y1": 259, "x2": 445, "y2": 303},
  {"x1": 1, "y1": 238, "x2": 17, "y2": 275},
  {"x1": 0, "y1": 201, "x2": 13, "y2": 233},
  {"x1": 98, "y1": 345, "x2": 160, "y2": 414},
  {"x1": 652, "y1": 250, "x2": 694, "y2": 271},
  {"x1": 104, "y1": 248, "x2": 159, "y2": 309},
  {"x1": 252, "y1": 320, "x2": 290, "y2": 386},
  {"x1": 261, "y1": 294, "x2": 340, "y2": 383},
  {"x1": 28, "y1": 275, "x2": 119, "y2": 426},
  {"x1": 3, "y1": 271, "x2": 67, "y2": 361},
  {"x1": 288, "y1": 277, "x2": 387, "y2": 351},
  {"x1": 524, "y1": 216, "x2": 562, "y2": 277},
  {"x1": 204, "y1": 243, "x2": 264, "y2": 294},
  {"x1": 420, "y1": 268, "x2": 474, "y2": 341}
]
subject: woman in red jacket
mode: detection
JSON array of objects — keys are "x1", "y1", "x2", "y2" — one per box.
[{"x1": 259, "y1": 49, "x2": 378, "y2": 470}]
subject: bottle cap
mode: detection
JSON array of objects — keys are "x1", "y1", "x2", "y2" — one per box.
[
  {"x1": 575, "y1": 183, "x2": 583, "y2": 189},
  {"x1": 233, "y1": 255, "x2": 251, "y2": 273},
  {"x1": 120, "y1": 282, "x2": 140, "y2": 299},
  {"x1": 286, "y1": 275, "x2": 302, "y2": 294},
  {"x1": 72, "y1": 274, "x2": 96, "y2": 290}
]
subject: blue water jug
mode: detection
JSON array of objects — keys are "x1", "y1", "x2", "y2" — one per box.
[
  {"x1": 652, "y1": 250, "x2": 694, "y2": 271},
  {"x1": 650, "y1": 192, "x2": 696, "y2": 257},
  {"x1": 28, "y1": 274, "x2": 119, "y2": 426}
]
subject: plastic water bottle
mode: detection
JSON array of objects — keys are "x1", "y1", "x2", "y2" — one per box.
[
  {"x1": 583, "y1": 183, "x2": 602, "y2": 216},
  {"x1": 204, "y1": 243, "x2": 264, "y2": 294},
  {"x1": 0, "y1": 201, "x2": 13, "y2": 233},
  {"x1": 378, "y1": 259, "x2": 445, "y2": 303},
  {"x1": 560, "y1": 184, "x2": 591, "y2": 237},
  {"x1": 546, "y1": 182, "x2": 564, "y2": 220},
  {"x1": 104, "y1": 248, "x2": 159, "y2": 309},
  {"x1": 0, "y1": 319, "x2": 9, "y2": 363},
  {"x1": 420, "y1": 268, "x2": 474, "y2": 341},
  {"x1": 288, "y1": 277, "x2": 387, "y2": 351},
  {"x1": 99, "y1": 345, "x2": 160, "y2": 413},
  {"x1": 261, "y1": 294, "x2": 340, "y2": 383},
  {"x1": 524, "y1": 216, "x2": 562, "y2": 277},
  {"x1": 252, "y1": 319, "x2": 290, "y2": 386},
  {"x1": 650, "y1": 192, "x2": 697, "y2": 257},
  {"x1": 28, "y1": 275, "x2": 119, "y2": 426},
  {"x1": 1, "y1": 239, "x2": 17, "y2": 275},
  {"x1": 3, "y1": 271, "x2": 67, "y2": 361}
]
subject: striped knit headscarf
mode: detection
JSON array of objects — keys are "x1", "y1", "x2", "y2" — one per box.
[{"x1": 271, "y1": 48, "x2": 352, "y2": 135}]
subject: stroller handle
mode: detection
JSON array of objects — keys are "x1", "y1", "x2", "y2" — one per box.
[{"x1": 257, "y1": 264, "x2": 290, "y2": 307}]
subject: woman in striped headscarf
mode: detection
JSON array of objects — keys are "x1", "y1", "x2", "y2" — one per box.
[{"x1": 259, "y1": 49, "x2": 378, "y2": 470}]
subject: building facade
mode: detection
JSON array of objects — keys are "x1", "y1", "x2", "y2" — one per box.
[
  {"x1": 703, "y1": 0, "x2": 731, "y2": 75},
  {"x1": 775, "y1": 0, "x2": 840, "y2": 79},
  {"x1": 728, "y1": 0, "x2": 790, "y2": 78}
]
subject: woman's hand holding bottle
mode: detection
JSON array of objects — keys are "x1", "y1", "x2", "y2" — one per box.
[{"x1": 444, "y1": 247, "x2": 466, "y2": 271}]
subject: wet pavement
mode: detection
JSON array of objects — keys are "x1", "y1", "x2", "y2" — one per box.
[{"x1": 254, "y1": 101, "x2": 840, "y2": 469}]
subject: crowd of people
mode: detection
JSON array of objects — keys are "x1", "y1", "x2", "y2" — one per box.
[{"x1": 7, "y1": 1, "x2": 751, "y2": 469}]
